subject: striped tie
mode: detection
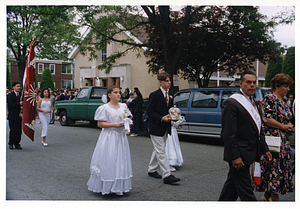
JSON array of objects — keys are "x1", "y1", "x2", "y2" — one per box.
[{"x1": 165, "y1": 92, "x2": 169, "y2": 105}]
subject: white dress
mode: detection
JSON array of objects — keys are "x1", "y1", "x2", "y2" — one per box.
[
  {"x1": 39, "y1": 100, "x2": 51, "y2": 137},
  {"x1": 165, "y1": 122, "x2": 184, "y2": 167},
  {"x1": 87, "y1": 103, "x2": 133, "y2": 195}
]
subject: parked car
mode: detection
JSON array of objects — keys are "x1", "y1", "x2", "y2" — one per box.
[
  {"x1": 55, "y1": 86, "x2": 107, "y2": 126},
  {"x1": 173, "y1": 87, "x2": 271, "y2": 138}
]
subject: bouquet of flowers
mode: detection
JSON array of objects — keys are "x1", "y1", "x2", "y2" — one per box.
[{"x1": 120, "y1": 110, "x2": 133, "y2": 134}]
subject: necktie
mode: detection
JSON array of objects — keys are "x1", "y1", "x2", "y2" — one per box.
[
  {"x1": 165, "y1": 92, "x2": 169, "y2": 106},
  {"x1": 250, "y1": 96, "x2": 258, "y2": 111}
]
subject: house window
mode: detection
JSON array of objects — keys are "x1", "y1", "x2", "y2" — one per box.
[
  {"x1": 50, "y1": 64, "x2": 55, "y2": 74},
  {"x1": 38, "y1": 63, "x2": 44, "y2": 74},
  {"x1": 101, "y1": 49, "x2": 107, "y2": 61},
  {"x1": 101, "y1": 36, "x2": 107, "y2": 61},
  {"x1": 62, "y1": 80, "x2": 72, "y2": 89},
  {"x1": 62, "y1": 65, "x2": 72, "y2": 74}
]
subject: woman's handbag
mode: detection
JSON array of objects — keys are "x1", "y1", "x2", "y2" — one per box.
[
  {"x1": 265, "y1": 136, "x2": 281, "y2": 152},
  {"x1": 264, "y1": 96, "x2": 281, "y2": 153}
]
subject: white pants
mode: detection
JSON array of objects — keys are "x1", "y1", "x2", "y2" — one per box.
[
  {"x1": 39, "y1": 112, "x2": 50, "y2": 137},
  {"x1": 148, "y1": 132, "x2": 171, "y2": 179}
]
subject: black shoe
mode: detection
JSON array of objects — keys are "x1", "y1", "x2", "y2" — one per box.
[
  {"x1": 163, "y1": 175, "x2": 180, "y2": 184},
  {"x1": 148, "y1": 171, "x2": 162, "y2": 179},
  {"x1": 9, "y1": 145, "x2": 14, "y2": 149},
  {"x1": 14, "y1": 145, "x2": 22, "y2": 150}
]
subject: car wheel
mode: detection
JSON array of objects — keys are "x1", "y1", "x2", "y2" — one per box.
[{"x1": 59, "y1": 111, "x2": 69, "y2": 126}]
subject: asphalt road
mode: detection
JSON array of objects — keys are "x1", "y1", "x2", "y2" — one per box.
[{"x1": 6, "y1": 120, "x2": 296, "y2": 202}]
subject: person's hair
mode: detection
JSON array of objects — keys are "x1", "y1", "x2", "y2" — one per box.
[
  {"x1": 40, "y1": 87, "x2": 49, "y2": 98},
  {"x1": 12, "y1": 81, "x2": 20, "y2": 87},
  {"x1": 157, "y1": 72, "x2": 171, "y2": 81},
  {"x1": 134, "y1": 90, "x2": 144, "y2": 104},
  {"x1": 240, "y1": 70, "x2": 256, "y2": 82},
  {"x1": 107, "y1": 85, "x2": 120, "y2": 103},
  {"x1": 270, "y1": 73, "x2": 293, "y2": 90}
]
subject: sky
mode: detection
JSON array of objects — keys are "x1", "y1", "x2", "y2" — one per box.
[
  {"x1": 3, "y1": 1, "x2": 297, "y2": 48},
  {"x1": 170, "y1": 5, "x2": 295, "y2": 48},
  {"x1": 259, "y1": 6, "x2": 295, "y2": 47}
]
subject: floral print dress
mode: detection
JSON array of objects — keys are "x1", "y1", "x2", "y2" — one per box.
[{"x1": 256, "y1": 94, "x2": 293, "y2": 194}]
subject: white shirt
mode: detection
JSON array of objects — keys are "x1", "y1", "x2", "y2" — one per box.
[
  {"x1": 160, "y1": 87, "x2": 169, "y2": 99},
  {"x1": 14, "y1": 91, "x2": 19, "y2": 97},
  {"x1": 239, "y1": 88, "x2": 257, "y2": 111}
]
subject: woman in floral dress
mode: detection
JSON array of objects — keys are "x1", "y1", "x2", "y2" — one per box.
[{"x1": 258, "y1": 73, "x2": 294, "y2": 201}]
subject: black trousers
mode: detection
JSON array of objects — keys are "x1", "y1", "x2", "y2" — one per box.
[
  {"x1": 131, "y1": 111, "x2": 141, "y2": 134},
  {"x1": 8, "y1": 118, "x2": 22, "y2": 146},
  {"x1": 218, "y1": 163, "x2": 257, "y2": 201}
]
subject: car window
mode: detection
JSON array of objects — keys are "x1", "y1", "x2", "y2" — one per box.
[
  {"x1": 91, "y1": 88, "x2": 106, "y2": 99},
  {"x1": 76, "y1": 88, "x2": 89, "y2": 99},
  {"x1": 174, "y1": 92, "x2": 191, "y2": 108},
  {"x1": 221, "y1": 90, "x2": 238, "y2": 107},
  {"x1": 261, "y1": 88, "x2": 272, "y2": 98},
  {"x1": 191, "y1": 91, "x2": 220, "y2": 108}
]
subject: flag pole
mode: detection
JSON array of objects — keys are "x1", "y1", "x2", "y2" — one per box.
[{"x1": 20, "y1": 34, "x2": 35, "y2": 118}]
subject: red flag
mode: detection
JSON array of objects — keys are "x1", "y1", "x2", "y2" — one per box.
[{"x1": 22, "y1": 41, "x2": 36, "y2": 142}]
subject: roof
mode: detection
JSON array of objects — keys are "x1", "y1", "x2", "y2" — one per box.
[{"x1": 68, "y1": 22, "x2": 147, "y2": 59}]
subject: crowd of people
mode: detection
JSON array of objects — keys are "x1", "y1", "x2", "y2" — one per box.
[{"x1": 7, "y1": 72, "x2": 295, "y2": 200}]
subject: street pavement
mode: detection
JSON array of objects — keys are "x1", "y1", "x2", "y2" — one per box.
[{"x1": 5, "y1": 120, "x2": 296, "y2": 203}]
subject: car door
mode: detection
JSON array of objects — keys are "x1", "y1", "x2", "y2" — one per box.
[
  {"x1": 70, "y1": 88, "x2": 89, "y2": 119},
  {"x1": 86, "y1": 88, "x2": 107, "y2": 121},
  {"x1": 188, "y1": 90, "x2": 221, "y2": 137},
  {"x1": 173, "y1": 91, "x2": 191, "y2": 133}
]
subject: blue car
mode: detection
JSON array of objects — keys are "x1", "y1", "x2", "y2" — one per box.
[{"x1": 173, "y1": 87, "x2": 271, "y2": 138}]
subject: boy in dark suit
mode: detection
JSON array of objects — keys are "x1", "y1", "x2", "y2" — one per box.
[
  {"x1": 146, "y1": 72, "x2": 180, "y2": 184},
  {"x1": 7, "y1": 82, "x2": 23, "y2": 149},
  {"x1": 218, "y1": 71, "x2": 272, "y2": 201}
]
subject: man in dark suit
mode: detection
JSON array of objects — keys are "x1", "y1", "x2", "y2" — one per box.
[
  {"x1": 146, "y1": 72, "x2": 180, "y2": 184},
  {"x1": 218, "y1": 71, "x2": 272, "y2": 201},
  {"x1": 58, "y1": 90, "x2": 65, "y2": 101},
  {"x1": 7, "y1": 82, "x2": 23, "y2": 149}
]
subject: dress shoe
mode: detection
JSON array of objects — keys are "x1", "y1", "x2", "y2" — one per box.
[
  {"x1": 14, "y1": 145, "x2": 22, "y2": 149},
  {"x1": 163, "y1": 175, "x2": 180, "y2": 184},
  {"x1": 170, "y1": 165, "x2": 176, "y2": 172},
  {"x1": 9, "y1": 145, "x2": 14, "y2": 149},
  {"x1": 148, "y1": 171, "x2": 162, "y2": 179},
  {"x1": 42, "y1": 141, "x2": 48, "y2": 147}
]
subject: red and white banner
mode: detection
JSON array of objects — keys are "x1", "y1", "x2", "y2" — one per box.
[{"x1": 22, "y1": 41, "x2": 36, "y2": 142}]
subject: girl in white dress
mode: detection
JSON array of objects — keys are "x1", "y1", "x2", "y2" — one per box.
[
  {"x1": 87, "y1": 85, "x2": 133, "y2": 195},
  {"x1": 166, "y1": 117, "x2": 185, "y2": 171},
  {"x1": 36, "y1": 87, "x2": 53, "y2": 147}
]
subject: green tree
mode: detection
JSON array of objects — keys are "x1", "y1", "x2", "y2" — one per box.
[
  {"x1": 265, "y1": 55, "x2": 283, "y2": 87},
  {"x1": 146, "y1": 6, "x2": 282, "y2": 87},
  {"x1": 40, "y1": 68, "x2": 55, "y2": 90},
  {"x1": 6, "y1": 65, "x2": 12, "y2": 90},
  {"x1": 282, "y1": 46, "x2": 295, "y2": 96},
  {"x1": 7, "y1": 6, "x2": 80, "y2": 84},
  {"x1": 75, "y1": 5, "x2": 204, "y2": 92}
]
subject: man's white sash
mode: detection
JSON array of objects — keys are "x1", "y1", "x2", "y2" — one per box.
[{"x1": 230, "y1": 93, "x2": 262, "y2": 134}]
